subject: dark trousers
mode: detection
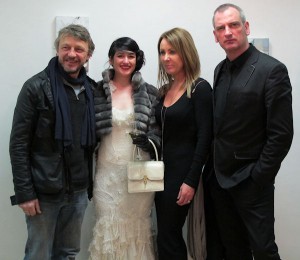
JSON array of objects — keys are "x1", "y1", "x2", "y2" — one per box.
[
  {"x1": 204, "y1": 176, "x2": 225, "y2": 260},
  {"x1": 206, "y1": 174, "x2": 280, "y2": 260},
  {"x1": 155, "y1": 190, "x2": 190, "y2": 260}
]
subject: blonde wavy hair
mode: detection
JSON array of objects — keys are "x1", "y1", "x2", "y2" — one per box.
[{"x1": 157, "y1": 27, "x2": 200, "y2": 98}]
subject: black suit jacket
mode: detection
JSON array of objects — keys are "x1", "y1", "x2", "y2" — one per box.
[{"x1": 212, "y1": 46, "x2": 293, "y2": 188}]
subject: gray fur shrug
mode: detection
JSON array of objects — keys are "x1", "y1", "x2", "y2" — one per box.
[{"x1": 94, "y1": 69, "x2": 161, "y2": 148}]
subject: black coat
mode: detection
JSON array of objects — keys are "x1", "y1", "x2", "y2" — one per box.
[
  {"x1": 213, "y1": 46, "x2": 293, "y2": 188},
  {"x1": 10, "y1": 70, "x2": 96, "y2": 205}
]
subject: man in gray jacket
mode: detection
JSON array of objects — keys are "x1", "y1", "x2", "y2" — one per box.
[{"x1": 9, "y1": 24, "x2": 96, "y2": 259}]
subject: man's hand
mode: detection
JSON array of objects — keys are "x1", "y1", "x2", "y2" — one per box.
[
  {"x1": 176, "y1": 183, "x2": 195, "y2": 206},
  {"x1": 19, "y1": 199, "x2": 41, "y2": 216}
]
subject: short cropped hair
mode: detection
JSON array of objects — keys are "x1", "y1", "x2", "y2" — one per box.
[{"x1": 212, "y1": 3, "x2": 246, "y2": 27}]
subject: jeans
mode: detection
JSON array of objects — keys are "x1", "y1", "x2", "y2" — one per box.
[{"x1": 24, "y1": 190, "x2": 88, "y2": 260}]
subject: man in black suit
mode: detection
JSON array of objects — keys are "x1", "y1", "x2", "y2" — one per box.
[{"x1": 204, "y1": 3, "x2": 293, "y2": 259}]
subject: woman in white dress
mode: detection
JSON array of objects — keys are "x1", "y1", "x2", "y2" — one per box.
[{"x1": 89, "y1": 37, "x2": 161, "y2": 260}]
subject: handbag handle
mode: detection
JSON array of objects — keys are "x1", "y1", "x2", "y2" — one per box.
[{"x1": 132, "y1": 139, "x2": 159, "y2": 161}]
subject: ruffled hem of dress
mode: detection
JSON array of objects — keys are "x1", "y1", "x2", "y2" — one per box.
[{"x1": 89, "y1": 215, "x2": 156, "y2": 260}]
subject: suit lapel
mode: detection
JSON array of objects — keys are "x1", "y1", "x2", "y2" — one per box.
[{"x1": 235, "y1": 50, "x2": 259, "y2": 89}]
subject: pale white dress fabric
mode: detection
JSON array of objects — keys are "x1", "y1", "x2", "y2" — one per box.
[{"x1": 89, "y1": 106, "x2": 156, "y2": 260}]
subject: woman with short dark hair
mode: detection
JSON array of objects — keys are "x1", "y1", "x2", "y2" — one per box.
[{"x1": 89, "y1": 37, "x2": 160, "y2": 260}]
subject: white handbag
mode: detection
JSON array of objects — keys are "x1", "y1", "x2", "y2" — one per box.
[{"x1": 127, "y1": 139, "x2": 164, "y2": 193}]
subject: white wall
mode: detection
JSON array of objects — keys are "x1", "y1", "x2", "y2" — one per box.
[{"x1": 1, "y1": 0, "x2": 299, "y2": 259}]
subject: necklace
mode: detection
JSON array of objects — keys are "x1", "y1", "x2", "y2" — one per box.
[
  {"x1": 160, "y1": 105, "x2": 167, "y2": 160},
  {"x1": 164, "y1": 86, "x2": 185, "y2": 107}
]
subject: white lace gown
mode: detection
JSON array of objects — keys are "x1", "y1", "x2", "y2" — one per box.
[{"x1": 89, "y1": 106, "x2": 156, "y2": 260}]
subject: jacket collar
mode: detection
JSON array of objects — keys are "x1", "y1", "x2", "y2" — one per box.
[
  {"x1": 214, "y1": 44, "x2": 259, "y2": 88},
  {"x1": 101, "y1": 69, "x2": 144, "y2": 92}
]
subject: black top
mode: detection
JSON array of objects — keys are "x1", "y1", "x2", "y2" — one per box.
[
  {"x1": 214, "y1": 45, "x2": 254, "y2": 130},
  {"x1": 155, "y1": 78, "x2": 213, "y2": 189}
]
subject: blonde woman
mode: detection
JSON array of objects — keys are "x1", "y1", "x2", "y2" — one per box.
[{"x1": 155, "y1": 28, "x2": 213, "y2": 259}]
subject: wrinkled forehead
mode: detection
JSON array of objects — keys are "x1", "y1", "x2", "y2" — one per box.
[{"x1": 214, "y1": 7, "x2": 242, "y2": 26}]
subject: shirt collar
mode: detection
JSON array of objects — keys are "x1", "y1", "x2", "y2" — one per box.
[{"x1": 226, "y1": 43, "x2": 255, "y2": 70}]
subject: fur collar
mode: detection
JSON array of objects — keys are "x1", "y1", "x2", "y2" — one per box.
[{"x1": 101, "y1": 69, "x2": 145, "y2": 99}]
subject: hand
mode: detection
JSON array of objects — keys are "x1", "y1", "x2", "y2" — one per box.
[
  {"x1": 129, "y1": 132, "x2": 151, "y2": 151},
  {"x1": 19, "y1": 199, "x2": 41, "y2": 216},
  {"x1": 176, "y1": 183, "x2": 195, "y2": 206}
]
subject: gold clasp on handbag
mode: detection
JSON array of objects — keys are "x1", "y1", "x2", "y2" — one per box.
[{"x1": 143, "y1": 175, "x2": 148, "y2": 187}]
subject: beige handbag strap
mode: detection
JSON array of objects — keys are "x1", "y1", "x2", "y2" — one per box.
[{"x1": 132, "y1": 139, "x2": 159, "y2": 161}]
